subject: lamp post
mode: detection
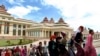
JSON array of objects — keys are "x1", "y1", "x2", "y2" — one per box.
[{"x1": 18, "y1": 36, "x2": 23, "y2": 45}]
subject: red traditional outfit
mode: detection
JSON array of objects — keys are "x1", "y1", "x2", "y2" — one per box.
[
  {"x1": 75, "y1": 43, "x2": 85, "y2": 56},
  {"x1": 5, "y1": 50, "x2": 11, "y2": 56}
]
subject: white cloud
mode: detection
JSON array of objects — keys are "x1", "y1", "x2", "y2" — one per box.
[
  {"x1": 7, "y1": 0, "x2": 14, "y2": 4},
  {"x1": 6, "y1": 0, "x2": 25, "y2": 5},
  {"x1": 7, "y1": 5, "x2": 40, "y2": 18},
  {"x1": 41, "y1": 0, "x2": 100, "y2": 31}
]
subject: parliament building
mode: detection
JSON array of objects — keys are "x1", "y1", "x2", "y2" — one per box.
[
  {"x1": 0, "y1": 5, "x2": 73, "y2": 40},
  {"x1": 0, "y1": 5, "x2": 100, "y2": 40}
]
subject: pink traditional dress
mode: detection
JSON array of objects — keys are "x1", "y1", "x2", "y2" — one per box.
[
  {"x1": 21, "y1": 48, "x2": 24, "y2": 56},
  {"x1": 1, "y1": 50, "x2": 5, "y2": 56},
  {"x1": 84, "y1": 34, "x2": 97, "y2": 56}
]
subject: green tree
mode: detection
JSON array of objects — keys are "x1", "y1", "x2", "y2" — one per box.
[{"x1": 6, "y1": 40, "x2": 11, "y2": 45}]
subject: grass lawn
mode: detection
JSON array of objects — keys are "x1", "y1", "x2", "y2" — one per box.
[{"x1": 0, "y1": 39, "x2": 33, "y2": 47}]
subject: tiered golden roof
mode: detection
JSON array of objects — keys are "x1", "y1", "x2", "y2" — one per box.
[{"x1": 0, "y1": 5, "x2": 10, "y2": 15}]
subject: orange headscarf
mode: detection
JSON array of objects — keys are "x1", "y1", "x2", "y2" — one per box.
[{"x1": 50, "y1": 35, "x2": 56, "y2": 40}]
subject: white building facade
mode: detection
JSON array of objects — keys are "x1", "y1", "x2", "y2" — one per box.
[
  {"x1": 0, "y1": 5, "x2": 73, "y2": 39},
  {"x1": 0, "y1": 5, "x2": 100, "y2": 40},
  {"x1": 26, "y1": 17, "x2": 73, "y2": 39}
]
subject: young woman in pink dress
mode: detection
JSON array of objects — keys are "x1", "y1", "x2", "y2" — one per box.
[{"x1": 84, "y1": 29, "x2": 97, "y2": 56}]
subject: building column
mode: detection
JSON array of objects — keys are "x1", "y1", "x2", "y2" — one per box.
[
  {"x1": 31, "y1": 31, "x2": 33, "y2": 37},
  {"x1": 1, "y1": 22, "x2": 4, "y2": 35},
  {"x1": 36, "y1": 31, "x2": 38, "y2": 37},
  {"x1": 33, "y1": 31, "x2": 34, "y2": 37},
  {"x1": 43, "y1": 30, "x2": 45, "y2": 38},
  {"x1": 9, "y1": 23, "x2": 13, "y2": 36},
  {"x1": 29, "y1": 31, "x2": 30, "y2": 37},
  {"x1": 49, "y1": 31, "x2": 52, "y2": 37},
  {"x1": 43, "y1": 30, "x2": 46, "y2": 38},
  {"x1": 28, "y1": 31, "x2": 29, "y2": 37},
  {"x1": 37, "y1": 31, "x2": 39, "y2": 37},
  {"x1": 51, "y1": 31, "x2": 54, "y2": 35},
  {"x1": 16, "y1": 24, "x2": 18, "y2": 36},
  {"x1": 25, "y1": 25, "x2": 28, "y2": 37},
  {"x1": 48, "y1": 31, "x2": 50, "y2": 38},
  {"x1": 39, "y1": 30, "x2": 41, "y2": 37},
  {"x1": 44, "y1": 30, "x2": 47, "y2": 38},
  {"x1": 21, "y1": 25, "x2": 23, "y2": 36},
  {"x1": 34, "y1": 31, "x2": 36, "y2": 37},
  {"x1": 26, "y1": 30, "x2": 28, "y2": 37},
  {"x1": 45, "y1": 31, "x2": 47, "y2": 38},
  {"x1": 34, "y1": 31, "x2": 35, "y2": 37},
  {"x1": 68, "y1": 31, "x2": 71, "y2": 40},
  {"x1": 30, "y1": 31, "x2": 31, "y2": 37},
  {"x1": 41, "y1": 30, "x2": 43, "y2": 38},
  {"x1": 37, "y1": 30, "x2": 39, "y2": 37},
  {"x1": 36, "y1": 31, "x2": 37, "y2": 37},
  {"x1": 38, "y1": 30, "x2": 40, "y2": 37},
  {"x1": 35, "y1": 31, "x2": 36, "y2": 37},
  {"x1": 47, "y1": 31, "x2": 49, "y2": 38},
  {"x1": 34, "y1": 32, "x2": 35, "y2": 37},
  {"x1": 32, "y1": 31, "x2": 33, "y2": 37},
  {"x1": 39, "y1": 30, "x2": 40, "y2": 37}
]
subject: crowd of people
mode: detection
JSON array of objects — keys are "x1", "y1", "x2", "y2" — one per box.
[{"x1": 0, "y1": 26, "x2": 97, "y2": 56}]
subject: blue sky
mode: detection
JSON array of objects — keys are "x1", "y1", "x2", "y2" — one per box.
[
  {"x1": 0, "y1": 0, "x2": 100, "y2": 31},
  {"x1": 0, "y1": 0, "x2": 61, "y2": 22}
]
